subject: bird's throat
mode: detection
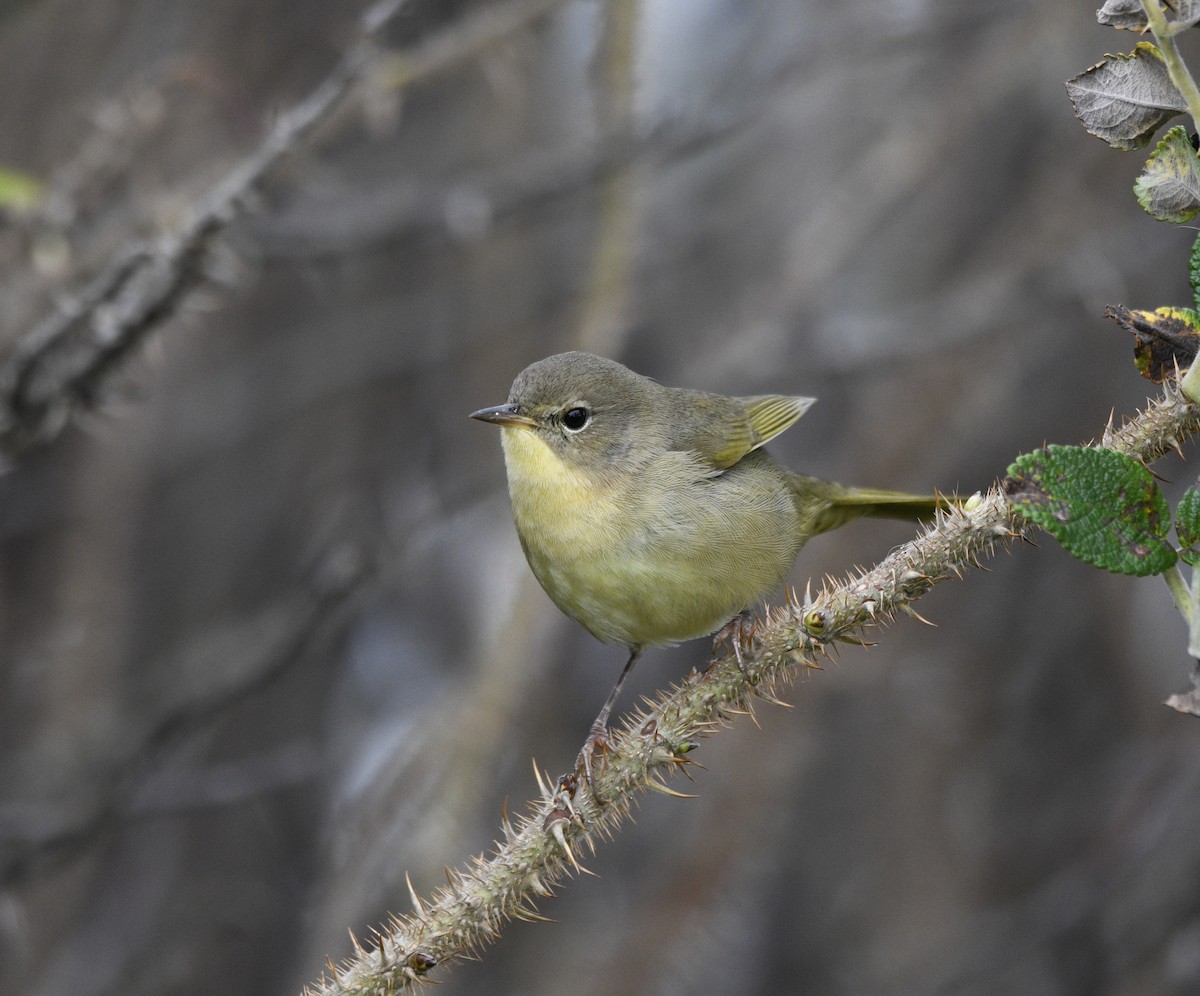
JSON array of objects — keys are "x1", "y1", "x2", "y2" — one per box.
[{"x1": 499, "y1": 425, "x2": 605, "y2": 524}]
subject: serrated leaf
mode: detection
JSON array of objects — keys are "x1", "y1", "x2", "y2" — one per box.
[
  {"x1": 1135, "y1": 124, "x2": 1200, "y2": 222},
  {"x1": 1066, "y1": 43, "x2": 1186, "y2": 150},
  {"x1": 1099, "y1": 0, "x2": 1200, "y2": 31},
  {"x1": 1177, "y1": 486, "x2": 1200, "y2": 565},
  {"x1": 1105, "y1": 303, "x2": 1200, "y2": 381},
  {"x1": 1004, "y1": 445, "x2": 1176, "y2": 576},
  {"x1": 1192, "y1": 230, "x2": 1200, "y2": 311}
]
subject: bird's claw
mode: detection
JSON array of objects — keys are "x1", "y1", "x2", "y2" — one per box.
[
  {"x1": 711, "y1": 610, "x2": 757, "y2": 677},
  {"x1": 577, "y1": 720, "x2": 611, "y2": 792}
]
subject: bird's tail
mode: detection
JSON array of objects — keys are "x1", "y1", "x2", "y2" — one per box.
[{"x1": 789, "y1": 474, "x2": 946, "y2": 537}]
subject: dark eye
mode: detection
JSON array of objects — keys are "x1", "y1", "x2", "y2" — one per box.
[{"x1": 562, "y1": 406, "x2": 590, "y2": 431}]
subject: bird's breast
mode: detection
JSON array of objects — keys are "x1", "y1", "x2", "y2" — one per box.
[{"x1": 499, "y1": 429, "x2": 802, "y2": 649}]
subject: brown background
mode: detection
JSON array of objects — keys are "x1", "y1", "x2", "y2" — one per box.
[{"x1": 1, "y1": 1, "x2": 1199, "y2": 994}]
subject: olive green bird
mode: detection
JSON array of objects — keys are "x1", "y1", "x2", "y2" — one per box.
[{"x1": 471, "y1": 351, "x2": 940, "y2": 776}]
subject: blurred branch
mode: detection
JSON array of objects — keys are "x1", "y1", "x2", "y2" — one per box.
[
  {"x1": 249, "y1": 108, "x2": 746, "y2": 259},
  {"x1": 306, "y1": 387, "x2": 1200, "y2": 991},
  {"x1": 0, "y1": 0, "x2": 565, "y2": 460},
  {"x1": 576, "y1": 0, "x2": 640, "y2": 357},
  {"x1": 0, "y1": 544, "x2": 372, "y2": 887}
]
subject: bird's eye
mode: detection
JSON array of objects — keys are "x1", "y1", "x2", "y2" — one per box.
[{"x1": 562, "y1": 406, "x2": 590, "y2": 431}]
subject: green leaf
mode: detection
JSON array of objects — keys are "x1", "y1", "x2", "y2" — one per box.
[
  {"x1": 1066, "y1": 43, "x2": 1187, "y2": 150},
  {"x1": 1192, "y1": 230, "x2": 1200, "y2": 312},
  {"x1": 1004, "y1": 445, "x2": 1176, "y2": 576},
  {"x1": 1135, "y1": 125, "x2": 1200, "y2": 222},
  {"x1": 1177, "y1": 486, "x2": 1200, "y2": 565},
  {"x1": 0, "y1": 166, "x2": 41, "y2": 214}
]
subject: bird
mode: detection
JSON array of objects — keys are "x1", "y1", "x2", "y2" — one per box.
[{"x1": 471, "y1": 351, "x2": 941, "y2": 780}]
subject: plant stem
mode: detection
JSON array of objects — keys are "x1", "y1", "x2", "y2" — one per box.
[
  {"x1": 1183, "y1": 356, "x2": 1200, "y2": 404},
  {"x1": 1144, "y1": 0, "x2": 1200, "y2": 137},
  {"x1": 1188, "y1": 564, "x2": 1200, "y2": 658},
  {"x1": 1163, "y1": 561, "x2": 1193, "y2": 619}
]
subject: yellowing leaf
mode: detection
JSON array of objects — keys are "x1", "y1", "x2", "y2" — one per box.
[{"x1": 1135, "y1": 125, "x2": 1200, "y2": 223}]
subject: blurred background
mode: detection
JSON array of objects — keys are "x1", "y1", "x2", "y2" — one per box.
[{"x1": 2, "y1": 1, "x2": 1200, "y2": 993}]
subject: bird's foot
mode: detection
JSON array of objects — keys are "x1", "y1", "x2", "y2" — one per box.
[
  {"x1": 711, "y1": 610, "x2": 758, "y2": 678},
  {"x1": 577, "y1": 719, "x2": 611, "y2": 793}
]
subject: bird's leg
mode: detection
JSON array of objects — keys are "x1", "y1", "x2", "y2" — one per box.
[
  {"x1": 711, "y1": 610, "x2": 757, "y2": 677},
  {"x1": 578, "y1": 646, "x2": 642, "y2": 791}
]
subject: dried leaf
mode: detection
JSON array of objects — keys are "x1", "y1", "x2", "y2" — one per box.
[
  {"x1": 1097, "y1": 0, "x2": 1149, "y2": 30},
  {"x1": 1105, "y1": 303, "x2": 1200, "y2": 381},
  {"x1": 1165, "y1": 686, "x2": 1200, "y2": 715},
  {"x1": 1098, "y1": 0, "x2": 1200, "y2": 31},
  {"x1": 1066, "y1": 42, "x2": 1186, "y2": 150}
]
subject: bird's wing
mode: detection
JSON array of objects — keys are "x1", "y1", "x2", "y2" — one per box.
[
  {"x1": 744, "y1": 395, "x2": 815, "y2": 448},
  {"x1": 684, "y1": 394, "x2": 814, "y2": 473}
]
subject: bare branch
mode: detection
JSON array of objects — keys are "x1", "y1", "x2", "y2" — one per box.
[{"x1": 0, "y1": 0, "x2": 566, "y2": 460}]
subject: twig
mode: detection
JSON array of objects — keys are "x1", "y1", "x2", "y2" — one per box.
[
  {"x1": 0, "y1": 0, "x2": 566, "y2": 459},
  {"x1": 304, "y1": 385, "x2": 1200, "y2": 992}
]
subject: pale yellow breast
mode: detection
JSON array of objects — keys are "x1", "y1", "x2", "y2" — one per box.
[
  {"x1": 500, "y1": 426, "x2": 645, "y2": 642},
  {"x1": 499, "y1": 427, "x2": 803, "y2": 650},
  {"x1": 500, "y1": 427, "x2": 623, "y2": 551}
]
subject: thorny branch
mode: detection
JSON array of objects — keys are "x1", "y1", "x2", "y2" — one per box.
[
  {"x1": 304, "y1": 387, "x2": 1200, "y2": 993},
  {"x1": 0, "y1": 0, "x2": 565, "y2": 459}
]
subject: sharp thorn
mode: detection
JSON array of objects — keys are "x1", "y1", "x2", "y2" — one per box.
[
  {"x1": 513, "y1": 905, "x2": 557, "y2": 923},
  {"x1": 646, "y1": 776, "x2": 700, "y2": 798},
  {"x1": 900, "y1": 604, "x2": 937, "y2": 627},
  {"x1": 532, "y1": 758, "x2": 550, "y2": 799},
  {"x1": 406, "y1": 872, "x2": 426, "y2": 916},
  {"x1": 754, "y1": 687, "x2": 793, "y2": 708}
]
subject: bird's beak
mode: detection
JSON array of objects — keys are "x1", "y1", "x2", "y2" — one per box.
[{"x1": 469, "y1": 403, "x2": 538, "y2": 429}]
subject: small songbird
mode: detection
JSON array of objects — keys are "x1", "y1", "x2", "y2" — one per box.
[{"x1": 471, "y1": 351, "x2": 940, "y2": 776}]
